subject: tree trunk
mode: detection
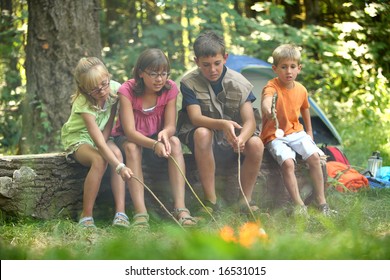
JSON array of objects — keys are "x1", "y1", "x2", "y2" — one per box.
[
  {"x1": 0, "y1": 151, "x2": 322, "y2": 220},
  {"x1": 22, "y1": 0, "x2": 102, "y2": 154},
  {"x1": 304, "y1": 0, "x2": 320, "y2": 25}
]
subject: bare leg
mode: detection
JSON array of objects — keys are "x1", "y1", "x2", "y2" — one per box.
[
  {"x1": 306, "y1": 153, "x2": 326, "y2": 205},
  {"x1": 73, "y1": 144, "x2": 107, "y2": 218},
  {"x1": 107, "y1": 140, "x2": 126, "y2": 214},
  {"x1": 240, "y1": 136, "x2": 263, "y2": 203},
  {"x1": 193, "y1": 128, "x2": 216, "y2": 203},
  {"x1": 168, "y1": 136, "x2": 195, "y2": 225},
  {"x1": 123, "y1": 142, "x2": 147, "y2": 214},
  {"x1": 167, "y1": 136, "x2": 186, "y2": 209},
  {"x1": 281, "y1": 158, "x2": 305, "y2": 206}
]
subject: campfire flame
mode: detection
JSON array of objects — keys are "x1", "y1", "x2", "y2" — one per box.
[{"x1": 220, "y1": 222, "x2": 268, "y2": 247}]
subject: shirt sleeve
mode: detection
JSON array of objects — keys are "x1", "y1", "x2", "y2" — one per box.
[
  {"x1": 246, "y1": 91, "x2": 256, "y2": 103},
  {"x1": 165, "y1": 80, "x2": 179, "y2": 102},
  {"x1": 180, "y1": 82, "x2": 199, "y2": 108},
  {"x1": 110, "y1": 80, "x2": 121, "y2": 94},
  {"x1": 73, "y1": 95, "x2": 96, "y2": 117}
]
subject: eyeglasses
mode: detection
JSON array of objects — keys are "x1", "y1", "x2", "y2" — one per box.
[
  {"x1": 89, "y1": 79, "x2": 110, "y2": 96},
  {"x1": 144, "y1": 71, "x2": 169, "y2": 79}
]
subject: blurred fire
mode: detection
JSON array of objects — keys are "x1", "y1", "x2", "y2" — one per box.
[{"x1": 220, "y1": 221, "x2": 268, "y2": 247}]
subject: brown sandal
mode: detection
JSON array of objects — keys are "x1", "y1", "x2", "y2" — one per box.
[{"x1": 172, "y1": 208, "x2": 197, "y2": 227}]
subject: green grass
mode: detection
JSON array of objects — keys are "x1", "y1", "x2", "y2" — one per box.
[{"x1": 1, "y1": 188, "x2": 389, "y2": 260}]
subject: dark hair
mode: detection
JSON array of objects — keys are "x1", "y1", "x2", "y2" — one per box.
[
  {"x1": 193, "y1": 31, "x2": 225, "y2": 58},
  {"x1": 132, "y1": 48, "x2": 171, "y2": 96}
]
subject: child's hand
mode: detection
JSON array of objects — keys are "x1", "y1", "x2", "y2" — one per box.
[
  {"x1": 261, "y1": 95, "x2": 274, "y2": 119},
  {"x1": 222, "y1": 120, "x2": 242, "y2": 146},
  {"x1": 154, "y1": 141, "x2": 169, "y2": 158},
  {"x1": 156, "y1": 131, "x2": 171, "y2": 157},
  {"x1": 233, "y1": 136, "x2": 245, "y2": 153},
  {"x1": 263, "y1": 106, "x2": 274, "y2": 119},
  {"x1": 120, "y1": 166, "x2": 133, "y2": 181}
]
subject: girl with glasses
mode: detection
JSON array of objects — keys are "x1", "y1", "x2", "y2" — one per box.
[
  {"x1": 112, "y1": 48, "x2": 197, "y2": 228},
  {"x1": 61, "y1": 57, "x2": 133, "y2": 229}
]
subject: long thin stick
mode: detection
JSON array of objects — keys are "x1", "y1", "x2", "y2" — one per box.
[
  {"x1": 272, "y1": 93, "x2": 284, "y2": 138},
  {"x1": 271, "y1": 93, "x2": 279, "y2": 130},
  {"x1": 130, "y1": 175, "x2": 185, "y2": 231},
  {"x1": 168, "y1": 155, "x2": 220, "y2": 229},
  {"x1": 237, "y1": 146, "x2": 257, "y2": 222}
]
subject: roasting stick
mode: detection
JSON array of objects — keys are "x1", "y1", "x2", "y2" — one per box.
[{"x1": 272, "y1": 93, "x2": 284, "y2": 138}]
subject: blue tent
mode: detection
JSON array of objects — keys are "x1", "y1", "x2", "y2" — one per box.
[{"x1": 226, "y1": 54, "x2": 342, "y2": 146}]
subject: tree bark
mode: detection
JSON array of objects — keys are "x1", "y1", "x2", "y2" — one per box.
[
  {"x1": 22, "y1": 0, "x2": 102, "y2": 154},
  {"x1": 0, "y1": 151, "x2": 321, "y2": 220}
]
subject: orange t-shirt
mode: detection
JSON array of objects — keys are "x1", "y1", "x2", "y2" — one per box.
[{"x1": 260, "y1": 77, "x2": 310, "y2": 145}]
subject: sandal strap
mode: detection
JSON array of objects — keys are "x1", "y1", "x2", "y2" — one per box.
[
  {"x1": 132, "y1": 213, "x2": 150, "y2": 228},
  {"x1": 114, "y1": 212, "x2": 129, "y2": 221},
  {"x1": 78, "y1": 216, "x2": 96, "y2": 228},
  {"x1": 173, "y1": 208, "x2": 190, "y2": 216},
  {"x1": 133, "y1": 213, "x2": 149, "y2": 221},
  {"x1": 173, "y1": 208, "x2": 197, "y2": 227},
  {"x1": 113, "y1": 212, "x2": 130, "y2": 227},
  {"x1": 79, "y1": 216, "x2": 94, "y2": 224}
]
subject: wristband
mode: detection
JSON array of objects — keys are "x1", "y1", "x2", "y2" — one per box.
[
  {"x1": 152, "y1": 140, "x2": 160, "y2": 152},
  {"x1": 115, "y1": 163, "x2": 126, "y2": 174}
]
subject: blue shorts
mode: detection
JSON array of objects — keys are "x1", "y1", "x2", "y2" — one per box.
[{"x1": 265, "y1": 131, "x2": 324, "y2": 166}]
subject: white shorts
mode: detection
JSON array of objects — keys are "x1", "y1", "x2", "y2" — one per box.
[{"x1": 265, "y1": 131, "x2": 324, "y2": 166}]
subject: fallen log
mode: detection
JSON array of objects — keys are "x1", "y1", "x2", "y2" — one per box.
[{"x1": 0, "y1": 151, "x2": 323, "y2": 220}]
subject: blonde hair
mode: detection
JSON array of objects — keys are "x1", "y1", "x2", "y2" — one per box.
[
  {"x1": 272, "y1": 44, "x2": 301, "y2": 66},
  {"x1": 71, "y1": 57, "x2": 113, "y2": 105}
]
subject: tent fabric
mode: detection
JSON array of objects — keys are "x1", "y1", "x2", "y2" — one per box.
[{"x1": 226, "y1": 54, "x2": 271, "y2": 72}]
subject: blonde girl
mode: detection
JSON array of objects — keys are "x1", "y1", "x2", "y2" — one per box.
[{"x1": 61, "y1": 57, "x2": 133, "y2": 228}]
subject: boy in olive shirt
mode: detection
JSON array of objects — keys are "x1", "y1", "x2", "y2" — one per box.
[{"x1": 177, "y1": 31, "x2": 264, "y2": 214}]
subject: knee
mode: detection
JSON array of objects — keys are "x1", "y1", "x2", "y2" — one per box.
[
  {"x1": 91, "y1": 154, "x2": 108, "y2": 174},
  {"x1": 245, "y1": 137, "x2": 264, "y2": 159},
  {"x1": 282, "y1": 159, "x2": 295, "y2": 172},
  {"x1": 123, "y1": 142, "x2": 141, "y2": 160},
  {"x1": 307, "y1": 153, "x2": 321, "y2": 166},
  {"x1": 169, "y1": 136, "x2": 183, "y2": 153},
  {"x1": 194, "y1": 128, "x2": 213, "y2": 148},
  {"x1": 111, "y1": 146, "x2": 124, "y2": 162}
]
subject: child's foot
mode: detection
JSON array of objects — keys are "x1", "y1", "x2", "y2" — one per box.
[
  {"x1": 172, "y1": 208, "x2": 197, "y2": 227},
  {"x1": 131, "y1": 213, "x2": 150, "y2": 229},
  {"x1": 318, "y1": 203, "x2": 338, "y2": 216},
  {"x1": 78, "y1": 216, "x2": 97, "y2": 229},
  {"x1": 292, "y1": 205, "x2": 309, "y2": 218},
  {"x1": 112, "y1": 212, "x2": 130, "y2": 228},
  {"x1": 239, "y1": 200, "x2": 261, "y2": 215}
]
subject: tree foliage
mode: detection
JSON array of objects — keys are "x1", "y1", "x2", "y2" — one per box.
[{"x1": 0, "y1": 0, "x2": 389, "y2": 166}]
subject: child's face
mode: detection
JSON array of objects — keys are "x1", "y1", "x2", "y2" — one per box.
[
  {"x1": 89, "y1": 77, "x2": 110, "y2": 101},
  {"x1": 272, "y1": 59, "x2": 302, "y2": 88},
  {"x1": 140, "y1": 68, "x2": 169, "y2": 93},
  {"x1": 195, "y1": 53, "x2": 227, "y2": 82}
]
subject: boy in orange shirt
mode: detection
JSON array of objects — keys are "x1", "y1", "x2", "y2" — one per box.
[{"x1": 261, "y1": 44, "x2": 335, "y2": 216}]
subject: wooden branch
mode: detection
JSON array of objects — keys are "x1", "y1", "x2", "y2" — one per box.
[{"x1": 0, "y1": 151, "x2": 321, "y2": 220}]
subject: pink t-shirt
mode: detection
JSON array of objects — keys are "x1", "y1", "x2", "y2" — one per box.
[{"x1": 112, "y1": 79, "x2": 178, "y2": 137}]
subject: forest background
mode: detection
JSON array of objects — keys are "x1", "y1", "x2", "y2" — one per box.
[{"x1": 0, "y1": 0, "x2": 389, "y2": 169}]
